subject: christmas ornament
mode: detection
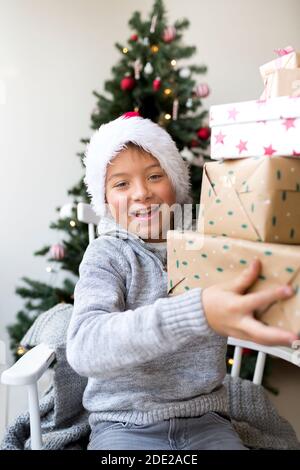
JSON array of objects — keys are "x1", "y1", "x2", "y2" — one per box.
[
  {"x1": 121, "y1": 76, "x2": 135, "y2": 91},
  {"x1": 195, "y1": 83, "x2": 210, "y2": 98},
  {"x1": 186, "y1": 97, "x2": 193, "y2": 108},
  {"x1": 190, "y1": 139, "x2": 199, "y2": 147},
  {"x1": 150, "y1": 14, "x2": 158, "y2": 33},
  {"x1": 144, "y1": 62, "x2": 153, "y2": 75},
  {"x1": 130, "y1": 34, "x2": 138, "y2": 41},
  {"x1": 134, "y1": 59, "x2": 142, "y2": 80},
  {"x1": 59, "y1": 203, "x2": 74, "y2": 219},
  {"x1": 181, "y1": 147, "x2": 194, "y2": 162},
  {"x1": 163, "y1": 26, "x2": 176, "y2": 43},
  {"x1": 50, "y1": 243, "x2": 65, "y2": 260},
  {"x1": 172, "y1": 98, "x2": 179, "y2": 120},
  {"x1": 197, "y1": 127, "x2": 211, "y2": 140},
  {"x1": 153, "y1": 77, "x2": 161, "y2": 91},
  {"x1": 151, "y1": 45, "x2": 159, "y2": 53},
  {"x1": 143, "y1": 37, "x2": 150, "y2": 46},
  {"x1": 179, "y1": 67, "x2": 191, "y2": 78}
]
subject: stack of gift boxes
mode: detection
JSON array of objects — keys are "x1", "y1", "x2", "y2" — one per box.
[{"x1": 167, "y1": 47, "x2": 300, "y2": 335}]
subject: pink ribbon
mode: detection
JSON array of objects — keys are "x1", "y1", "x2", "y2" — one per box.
[{"x1": 274, "y1": 45, "x2": 294, "y2": 57}]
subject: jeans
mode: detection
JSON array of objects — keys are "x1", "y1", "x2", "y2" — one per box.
[{"x1": 87, "y1": 412, "x2": 248, "y2": 450}]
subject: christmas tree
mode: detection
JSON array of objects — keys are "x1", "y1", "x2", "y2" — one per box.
[{"x1": 7, "y1": 0, "x2": 267, "y2": 389}]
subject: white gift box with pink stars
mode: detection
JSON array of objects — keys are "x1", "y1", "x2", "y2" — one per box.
[{"x1": 210, "y1": 95, "x2": 300, "y2": 160}]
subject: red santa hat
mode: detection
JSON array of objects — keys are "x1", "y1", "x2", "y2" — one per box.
[{"x1": 83, "y1": 112, "x2": 192, "y2": 217}]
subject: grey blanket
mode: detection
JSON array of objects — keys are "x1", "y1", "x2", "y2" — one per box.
[{"x1": 1, "y1": 303, "x2": 299, "y2": 450}]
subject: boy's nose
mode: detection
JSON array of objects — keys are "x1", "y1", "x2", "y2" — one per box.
[{"x1": 131, "y1": 181, "x2": 153, "y2": 201}]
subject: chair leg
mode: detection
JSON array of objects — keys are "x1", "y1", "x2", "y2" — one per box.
[
  {"x1": 231, "y1": 346, "x2": 243, "y2": 377},
  {"x1": 253, "y1": 351, "x2": 266, "y2": 385},
  {"x1": 27, "y1": 383, "x2": 42, "y2": 450}
]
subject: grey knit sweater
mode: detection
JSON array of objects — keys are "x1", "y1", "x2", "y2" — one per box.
[{"x1": 66, "y1": 216, "x2": 228, "y2": 428}]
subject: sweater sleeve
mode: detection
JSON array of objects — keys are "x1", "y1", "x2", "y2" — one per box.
[{"x1": 66, "y1": 239, "x2": 215, "y2": 379}]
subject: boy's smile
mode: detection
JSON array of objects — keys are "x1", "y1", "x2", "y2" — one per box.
[{"x1": 105, "y1": 143, "x2": 177, "y2": 242}]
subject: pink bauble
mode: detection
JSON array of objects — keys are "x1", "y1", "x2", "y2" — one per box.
[
  {"x1": 50, "y1": 243, "x2": 65, "y2": 260},
  {"x1": 195, "y1": 83, "x2": 210, "y2": 98},
  {"x1": 121, "y1": 76, "x2": 136, "y2": 91},
  {"x1": 163, "y1": 26, "x2": 176, "y2": 43}
]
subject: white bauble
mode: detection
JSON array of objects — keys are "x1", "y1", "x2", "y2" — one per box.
[
  {"x1": 144, "y1": 62, "x2": 153, "y2": 75},
  {"x1": 179, "y1": 67, "x2": 191, "y2": 79},
  {"x1": 181, "y1": 147, "x2": 194, "y2": 162}
]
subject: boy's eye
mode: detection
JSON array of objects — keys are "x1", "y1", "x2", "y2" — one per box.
[
  {"x1": 115, "y1": 181, "x2": 128, "y2": 189},
  {"x1": 149, "y1": 174, "x2": 163, "y2": 181}
]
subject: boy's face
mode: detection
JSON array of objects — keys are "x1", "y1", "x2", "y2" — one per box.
[{"x1": 105, "y1": 145, "x2": 177, "y2": 242}]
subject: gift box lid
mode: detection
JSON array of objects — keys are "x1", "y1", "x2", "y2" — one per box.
[{"x1": 209, "y1": 95, "x2": 300, "y2": 127}]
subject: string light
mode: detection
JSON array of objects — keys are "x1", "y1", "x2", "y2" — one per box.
[
  {"x1": 17, "y1": 345, "x2": 27, "y2": 356},
  {"x1": 122, "y1": 47, "x2": 128, "y2": 54},
  {"x1": 164, "y1": 88, "x2": 172, "y2": 96},
  {"x1": 70, "y1": 220, "x2": 76, "y2": 227},
  {"x1": 134, "y1": 106, "x2": 139, "y2": 112},
  {"x1": 171, "y1": 59, "x2": 177, "y2": 67},
  {"x1": 151, "y1": 45, "x2": 159, "y2": 53},
  {"x1": 228, "y1": 358, "x2": 234, "y2": 366},
  {"x1": 165, "y1": 113, "x2": 171, "y2": 120},
  {"x1": 46, "y1": 266, "x2": 52, "y2": 273}
]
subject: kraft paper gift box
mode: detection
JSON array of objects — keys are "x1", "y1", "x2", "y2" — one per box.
[
  {"x1": 260, "y1": 48, "x2": 300, "y2": 77},
  {"x1": 167, "y1": 231, "x2": 300, "y2": 335},
  {"x1": 260, "y1": 47, "x2": 300, "y2": 81},
  {"x1": 197, "y1": 156, "x2": 300, "y2": 244},
  {"x1": 210, "y1": 95, "x2": 300, "y2": 160},
  {"x1": 260, "y1": 68, "x2": 300, "y2": 100}
]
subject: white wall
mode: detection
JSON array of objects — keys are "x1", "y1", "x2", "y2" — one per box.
[{"x1": 1, "y1": 0, "x2": 300, "y2": 438}]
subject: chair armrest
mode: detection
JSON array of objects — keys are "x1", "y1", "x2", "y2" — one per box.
[
  {"x1": 228, "y1": 337, "x2": 300, "y2": 367},
  {"x1": 1, "y1": 343, "x2": 55, "y2": 386}
]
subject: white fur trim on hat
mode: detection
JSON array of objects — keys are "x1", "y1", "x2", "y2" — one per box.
[{"x1": 83, "y1": 115, "x2": 192, "y2": 217}]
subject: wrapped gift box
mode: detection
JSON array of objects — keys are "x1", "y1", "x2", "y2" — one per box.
[
  {"x1": 261, "y1": 68, "x2": 300, "y2": 100},
  {"x1": 260, "y1": 48, "x2": 300, "y2": 79},
  {"x1": 197, "y1": 156, "x2": 300, "y2": 244},
  {"x1": 167, "y1": 231, "x2": 300, "y2": 334},
  {"x1": 210, "y1": 95, "x2": 300, "y2": 159}
]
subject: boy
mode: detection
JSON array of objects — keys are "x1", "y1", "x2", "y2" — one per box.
[{"x1": 66, "y1": 113, "x2": 296, "y2": 450}]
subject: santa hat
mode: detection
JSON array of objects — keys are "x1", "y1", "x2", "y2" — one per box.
[{"x1": 83, "y1": 112, "x2": 192, "y2": 217}]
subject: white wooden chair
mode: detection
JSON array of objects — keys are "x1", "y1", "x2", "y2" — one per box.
[
  {"x1": 1, "y1": 202, "x2": 300, "y2": 449},
  {"x1": 0, "y1": 339, "x2": 9, "y2": 439}
]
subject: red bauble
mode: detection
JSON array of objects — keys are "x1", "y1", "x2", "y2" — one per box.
[
  {"x1": 153, "y1": 77, "x2": 161, "y2": 91},
  {"x1": 121, "y1": 76, "x2": 136, "y2": 91},
  {"x1": 130, "y1": 34, "x2": 138, "y2": 41},
  {"x1": 197, "y1": 127, "x2": 211, "y2": 140},
  {"x1": 242, "y1": 348, "x2": 252, "y2": 356},
  {"x1": 190, "y1": 139, "x2": 199, "y2": 148}
]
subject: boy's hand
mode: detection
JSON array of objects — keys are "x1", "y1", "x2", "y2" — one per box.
[{"x1": 202, "y1": 259, "x2": 298, "y2": 346}]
